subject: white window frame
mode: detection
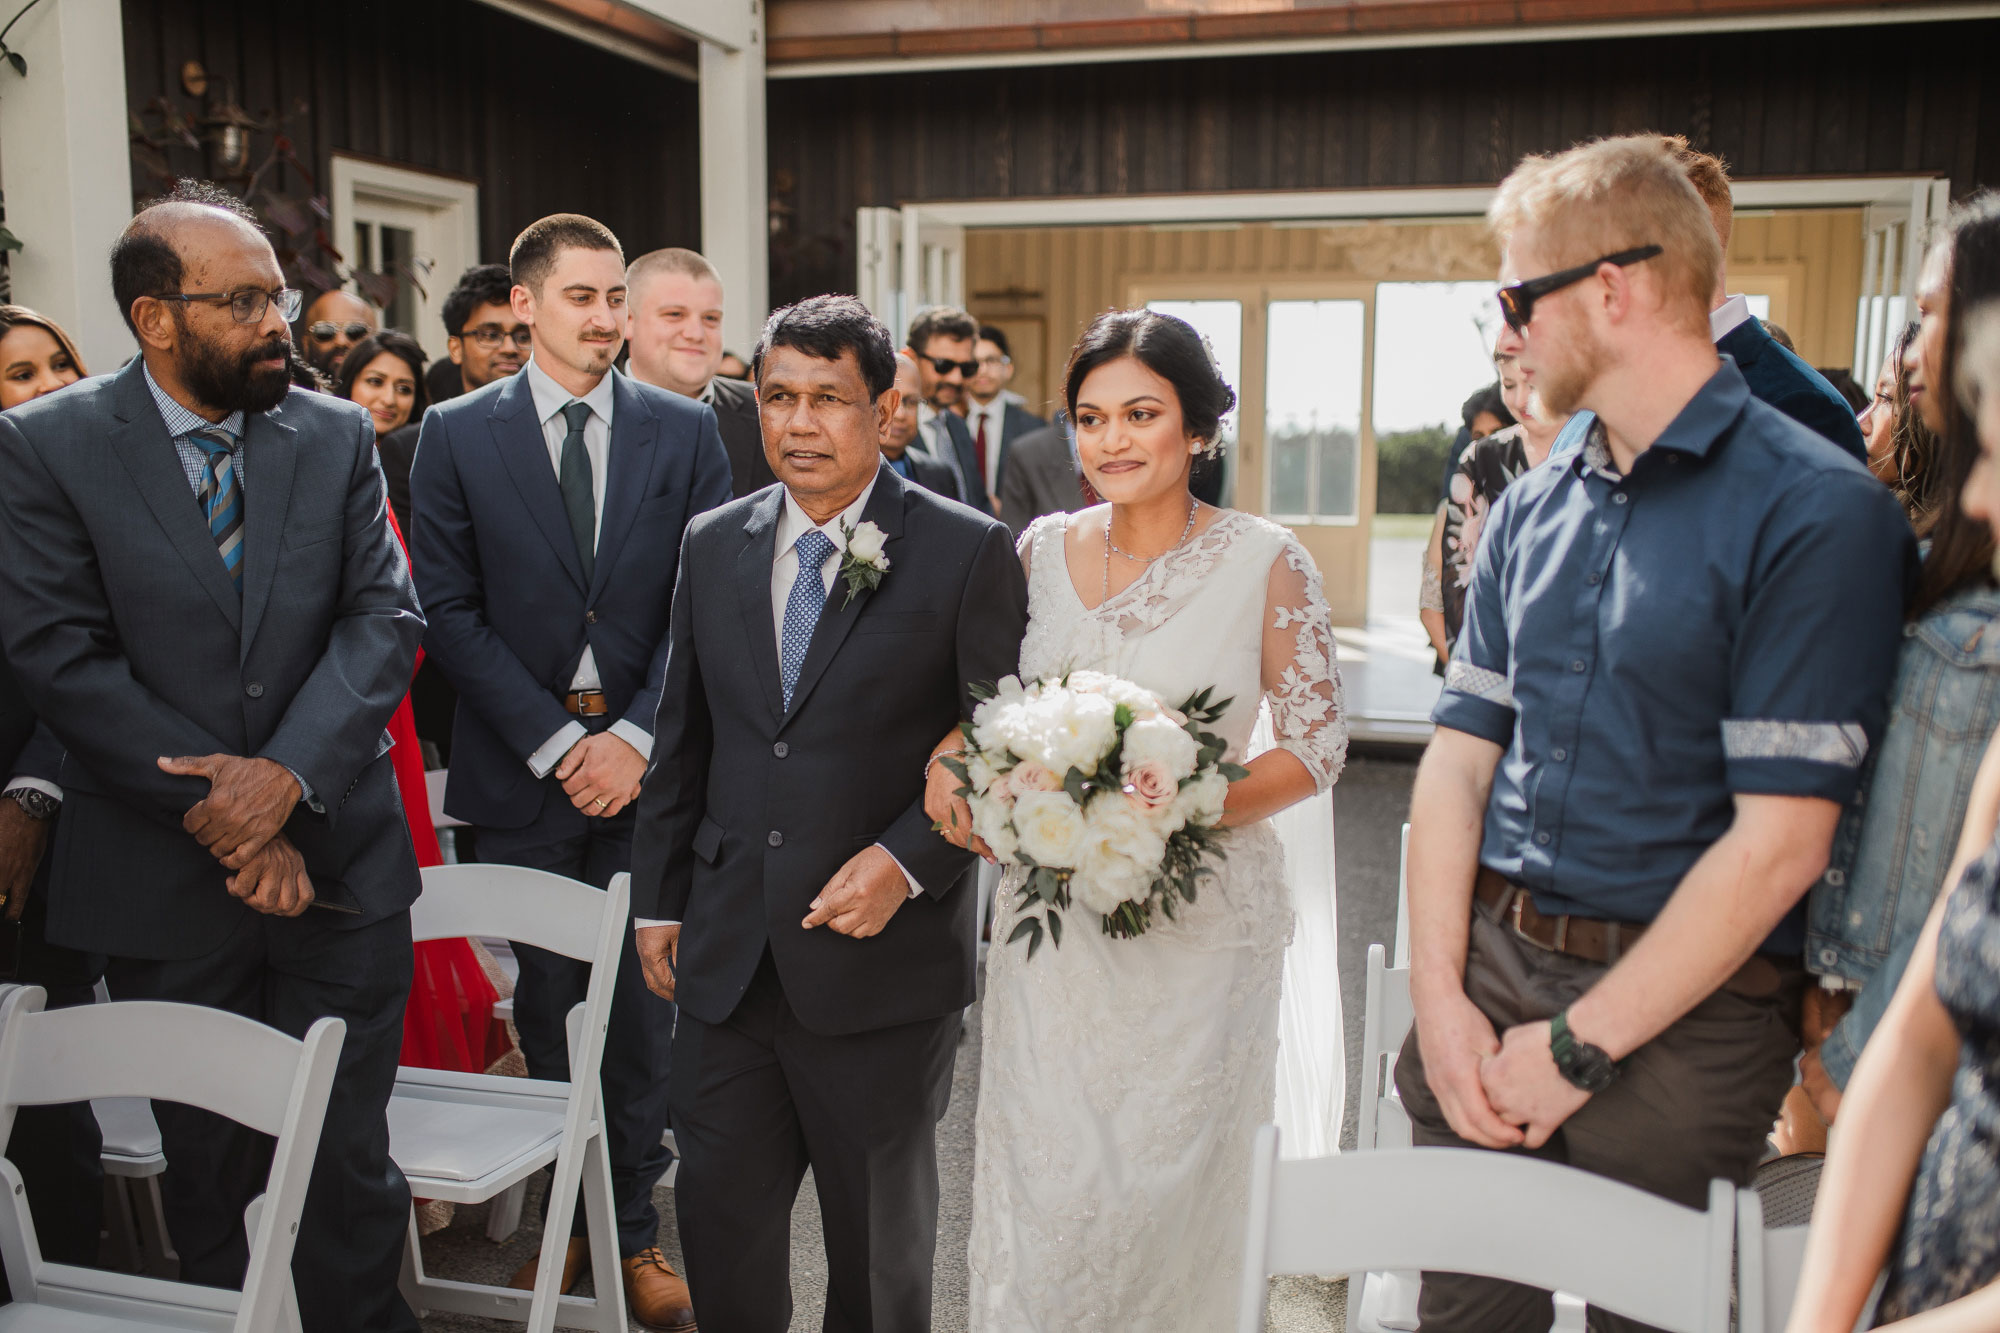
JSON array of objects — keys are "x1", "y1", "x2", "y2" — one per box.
[{"x1": 329, "y1": 156, "x2": 481, "y2": 362}]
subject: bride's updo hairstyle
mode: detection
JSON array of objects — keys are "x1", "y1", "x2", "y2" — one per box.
[{"x1": 1063, "y1": 309, "x2": 1238, "y2": 456}]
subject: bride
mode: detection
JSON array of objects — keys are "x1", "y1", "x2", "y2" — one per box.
[{"x1": 928, "y1": 309, "x2": 1349, "y2": 1330}]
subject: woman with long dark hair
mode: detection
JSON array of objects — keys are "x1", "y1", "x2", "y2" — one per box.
[
  {"x1": 1786, "y1": 192, "x2": 2000, "y2": 1332},
  {"x1": 1861, "y1": 323, "x2": 1946, "y2": 524},
  {"x1": 933, "y1": 309, "x2": 1350, "y2": 1329},
  {"x1": 0, "y1": 305, "x2": 86, "y2": 409}
]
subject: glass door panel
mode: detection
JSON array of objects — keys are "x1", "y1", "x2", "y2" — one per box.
[{"x1": 1265, "y1": 299, "x2": 1365, "y2": 524}]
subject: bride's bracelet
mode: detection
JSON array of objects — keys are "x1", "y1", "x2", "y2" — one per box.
[{"x1": 925, "y1": 748, "x2": 967, "y2": 783}]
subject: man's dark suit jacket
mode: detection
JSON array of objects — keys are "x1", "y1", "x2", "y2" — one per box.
[
  {"x1": 930, "y1": 409, "x2": 995, "y2": 517},
  {"x1": 989, "y1": 400, "x2": 1047, "y2": 490},
  {"x1": 1719, "y1": 316, "x2": 1866, "y2": 461},
  {"x1": 377, "y1": 423, "x2": 419, "y2": 534},
  {"x1": 898, "y1": 447, "x2": 962, "y2": 503},
  {"x1": 0, "y1": 654, "x2": 31, "y2": 777},
  {"x1": 708, "y1": 374, "x2": 776, "y2": 498},
  {"x1": 998, "y1": 420, "x2": 1084, "y2": 536},
  {"x1": 629, "y1": 463, "x2": 1028, "y2": 1036},
  {"x1": 410, "y1": 367, "x2": 734, "y2": 831},
  {"x1": 0, "y1": 361, "x2": 425, "y2": 960}
]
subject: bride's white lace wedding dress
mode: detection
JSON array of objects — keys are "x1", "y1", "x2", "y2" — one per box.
[{"x1": 968, "y1": 508, "x2": 1349, "y2": 1331}]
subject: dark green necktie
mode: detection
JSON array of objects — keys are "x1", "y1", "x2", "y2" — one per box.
[{"x1": 558, "y1": 400, "x2": 596, "y2": 585}]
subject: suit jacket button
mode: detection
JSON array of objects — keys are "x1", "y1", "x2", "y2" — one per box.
[
  {"x1": 585, "y1": 610, "x2": 599, "y2": 624},
  {"x1": 767, "y1": 830, "x2": 784, "y2": 848},
  {"x1": 773, "y1": 742, "x2": 789, "y2": 758},
  {"x1": 245, "y1": 682, "x2": 265, "y2": 698}
]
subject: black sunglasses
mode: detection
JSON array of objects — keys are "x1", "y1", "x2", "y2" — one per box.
[
  {"x1": 1497, "y1": 246, "x2": 1664, "y2": 332},
  {"x1": 308, "y1": 320, "x2": 373, "y2": 342},
  {"x1": 924, "y1": 355, "x2": 979, "y2": 378}
]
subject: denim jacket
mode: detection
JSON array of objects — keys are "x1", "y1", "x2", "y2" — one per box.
[{"x1": 1809, "y1": 582, "x2": 2000, "y2": 1087}]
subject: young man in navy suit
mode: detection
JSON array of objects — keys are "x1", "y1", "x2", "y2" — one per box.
[
  {"x1": 410, "y1": 214, "x2": 733, "y2": 1330},
  {"x1": 1669, "y1": 137, "x2": 1868, "y2": 461}
]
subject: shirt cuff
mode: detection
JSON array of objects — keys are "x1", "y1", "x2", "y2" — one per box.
[
  {"x1": 281, "y1": 766, "x2": 324, "y2": 815},
  {"x1": 529, "y1": 721, "x2": 589, "y2": 778},
  {"x1": 634, "y1": 917, "x2": 677, "y2": 929},
  {"x1": 2, "y1": 776, "x2": 61, "y2": 803},
  {"x1": 879, "y1": 843, "x2": 925, "y2": 899},
  {"x1": 608, "y1": 719, "x2": 655, "y2": 762}
]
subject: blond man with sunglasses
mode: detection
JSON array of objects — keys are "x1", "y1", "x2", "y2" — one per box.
[{"x1": 1399, "y1": 134, "x2": 1915, "y2": 1332}]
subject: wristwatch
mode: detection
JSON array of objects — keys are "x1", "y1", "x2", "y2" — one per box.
[
  {"x1": 5, "y1": 787, "x2": 58, "y2": 821},
  {"x1": 1549, "y1": 1010, "x2": 1619, "y2": 1093}
]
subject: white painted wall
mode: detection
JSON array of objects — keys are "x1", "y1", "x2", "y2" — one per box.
[
  {"x1": 0, "y1": 0, "x2": 134, "y2": 373},
  {"x1": 700, "y1": 18, "x2": 769, "y2": 358}
]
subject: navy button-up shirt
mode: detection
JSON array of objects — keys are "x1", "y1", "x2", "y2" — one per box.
[{"x1": 1434, "y1": 359, "x2": 1915, "y2": 953}]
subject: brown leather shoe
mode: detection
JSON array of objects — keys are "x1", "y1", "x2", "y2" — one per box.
[
  {"x1": 507, "y1": 1236, "x2": 589, "y2": 1294},
  {"x1": 623, "y1": 1246, "x2": 696, "y2": 1331}
]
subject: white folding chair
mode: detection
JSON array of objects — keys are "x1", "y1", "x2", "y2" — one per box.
[
  {"x1": 1394, "y1": 822, "x2": 1412, "y2": 968},
  {"x1": 89, "y1": 978, "x2": 177, "y2": 1278},
  {"x1": 1244, "y1": 1133, "x2": 1735, "y2": 1333},
  {"x1": 391, "y1": 864, "x2": 628, "y2": 1333},
  {"x1": 0, "y1": 983, "x2": 343, "y2": 1332},
  {"x1": 1347, "y1": 944, "x2": 1419, "y2": 1333},
  {"x1": 425, "y1": 768, "x2": 467, "y2": 863}
]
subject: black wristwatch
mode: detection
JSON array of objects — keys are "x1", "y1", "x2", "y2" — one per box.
[
  {"x1": 1549, "y1": 1010, "x2": 1619, "y2": 1093},
  {"x1": 5, "y1": 787, "x2": 58, "y2": 822}
]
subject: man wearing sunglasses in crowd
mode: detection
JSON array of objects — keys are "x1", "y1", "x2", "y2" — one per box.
[
  {"x1": 904, "y1": 305, "x2": 996, "y2": 515},
  {"x1": 1398, "y1": 136, "x2": 1913, "y2": 1333},
  {"x1": 297, "y1": 288, "x2": 379, "y2": 381}
]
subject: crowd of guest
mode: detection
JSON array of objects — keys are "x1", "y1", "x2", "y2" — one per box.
[{"x1": 7, "y1": 131, "x2": 2000, "y2": 1333}]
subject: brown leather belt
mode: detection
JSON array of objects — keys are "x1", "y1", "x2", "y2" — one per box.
[
  {"x1": 1475, "y1": 866, "x2": 1646, "y2": 965},
  {"x1": 1472, "y1": 867, "x2": 1790, "y2": 997},
  {"x1": 561, "y1": 690, "x2": 609, "y2": 716}
]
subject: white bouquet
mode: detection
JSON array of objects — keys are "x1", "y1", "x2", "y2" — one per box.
[{"x1": 941, "y1": 672, "x2": 1247, "y2": 956}]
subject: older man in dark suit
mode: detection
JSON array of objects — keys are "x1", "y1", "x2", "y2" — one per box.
[{"x1": 0, "y1": 182, "x2": 425, "y2": 1332}]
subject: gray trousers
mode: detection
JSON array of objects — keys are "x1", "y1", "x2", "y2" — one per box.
[{"x1": 1394, "y1": 893, "x2": 1804, "y2": 1333}]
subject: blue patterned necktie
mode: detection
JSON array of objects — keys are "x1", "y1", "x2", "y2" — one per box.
[
  {"x1": 781, "y1": 528, "x2": 837, "y2": 709},
  {"x1": 188, "y1": 428, "x2": 244, "y2": 593}
]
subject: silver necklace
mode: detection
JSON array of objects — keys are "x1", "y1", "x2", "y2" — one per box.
[{"x1": 1101, "y1": 497, "x2": 1200, "y2": 602}]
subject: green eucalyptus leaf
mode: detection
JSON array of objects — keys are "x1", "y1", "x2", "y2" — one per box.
[{"x1": 1048, "y1": 910, "x2": 1063, "y2": 947}]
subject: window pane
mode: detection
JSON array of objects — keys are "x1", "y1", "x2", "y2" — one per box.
[
  {"x1": 1372, "y1": 282, "x2": 1502, "y2": 516},
  {"x1": 1266, "y1": 299, "x2": 1365, "y2": 521},
  {"x1": 1744, "y1": 294, "x2": 1772, "y2": 322},
  {"x1": 1145, "y1": 300, "x2": 1242, "y2": 449},
  {"x1": 1271, "y1": 436, "x2": 1311, "y2": 517}
]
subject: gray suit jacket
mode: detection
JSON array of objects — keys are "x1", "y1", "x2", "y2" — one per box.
[
  {"x1": 999, "y1": 419, "x2": 1087, "y2": 536},
  {"x1": 0, "y1": 360, "x2": 425, "y2": 959}
]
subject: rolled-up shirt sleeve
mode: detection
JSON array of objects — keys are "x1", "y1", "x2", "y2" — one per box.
[
  {"x1": 1721, "y1": 469, "x2": 1915, "y2": 803},
  {"x1": 1432, "y1": 492, "x2": 1518, "y2": 747}
]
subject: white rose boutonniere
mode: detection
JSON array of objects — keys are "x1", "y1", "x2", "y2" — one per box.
[{"x1": 837, "y1": 519, "x2": 891, "y2": 607}]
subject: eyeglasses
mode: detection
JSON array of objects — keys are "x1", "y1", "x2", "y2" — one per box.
[
  {"x1": 308, "y1": 320, "x2": 373, "y2": 343},
  {"x1": 924, "y1": 355, "x2": 979, "y2": 378},
  {"x1": 460, "y1": 324, "x2": 532, "y2": 350},
  {"x1": 977, "y1": 354, "x2": 1011, "y2": 369},
  {"x1": 160, "y1": 287, "x2": 303, "y2": 325},
  {"x1": 1497, "y1": 246, "x2": 1663, "y2": 332}
]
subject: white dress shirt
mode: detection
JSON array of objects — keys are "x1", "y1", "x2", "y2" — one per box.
[
  {"x1": 521, "y1": 358, "x2": 655, "y2": 777},
  {"x1": 1710, "y1": 293, "x2": 1754, "y2": 342},
  {"x1": 634, "y1": 475, "x2": 922, "y2": 929},
  {"x1": 964, "y1": 396, "x2": 1007, "y2": 495}
]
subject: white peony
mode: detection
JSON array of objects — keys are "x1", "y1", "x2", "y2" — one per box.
[
  {"x1": 1067, "y1": 671, "x2": 1162, "y2": 717},
  {"x1": 846, "y1": 520, "x2": 889, "y2": 568},
  {"x1": 1012, "y1": 790, "x2": 1089, "y2": 869},
  {"x1": 1121, "y1": 714, "x2": 1200, "y2": 778},
  {"x1": 972, "y1": 798, "x2": 1019, "y2": 864},
  {"x1": 1034, "y1": 690, "x2": 1119, "y2": 777},
  {"x1": 1086, "y1": 795, "x2": 1169, "y2": 870},
  {"x1": 1174, "y1": 771, "x2": 1230, "y2": 827},
  {"x1": 965, "y1": 752, "x2": 999, "y2": 795}
]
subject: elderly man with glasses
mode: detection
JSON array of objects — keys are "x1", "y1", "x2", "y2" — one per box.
[{"x1": 0, "y1": 180, "x2": 425, "y2": 1333}]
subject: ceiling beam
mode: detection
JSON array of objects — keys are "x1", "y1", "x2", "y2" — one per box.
[
  {"x1": 766, "y1": 0, "x2": 1998, "y2": 74},
  {"x1": 616, "y1": 0, "x2": 754, "y2": 50}
]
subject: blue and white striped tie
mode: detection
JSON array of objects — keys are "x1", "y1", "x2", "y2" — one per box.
[
  {"x1": 188, "y1": 428, "x2": 244, "y2": 594},
  {"x1": 781, "y1": 529, "x2": 837, "y2": 709}
]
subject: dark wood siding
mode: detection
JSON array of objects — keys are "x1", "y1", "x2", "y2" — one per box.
[
  {"x1": 768, "y1": 17, "x2": 1999, "y2": 306},
  {"x1": 122, "y1": 0, "x2": 700, "y2": 274}
]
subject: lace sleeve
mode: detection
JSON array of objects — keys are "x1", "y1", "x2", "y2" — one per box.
[{"x1": 1263, "y1": 536, "x2": 1348, "y2": 792}]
